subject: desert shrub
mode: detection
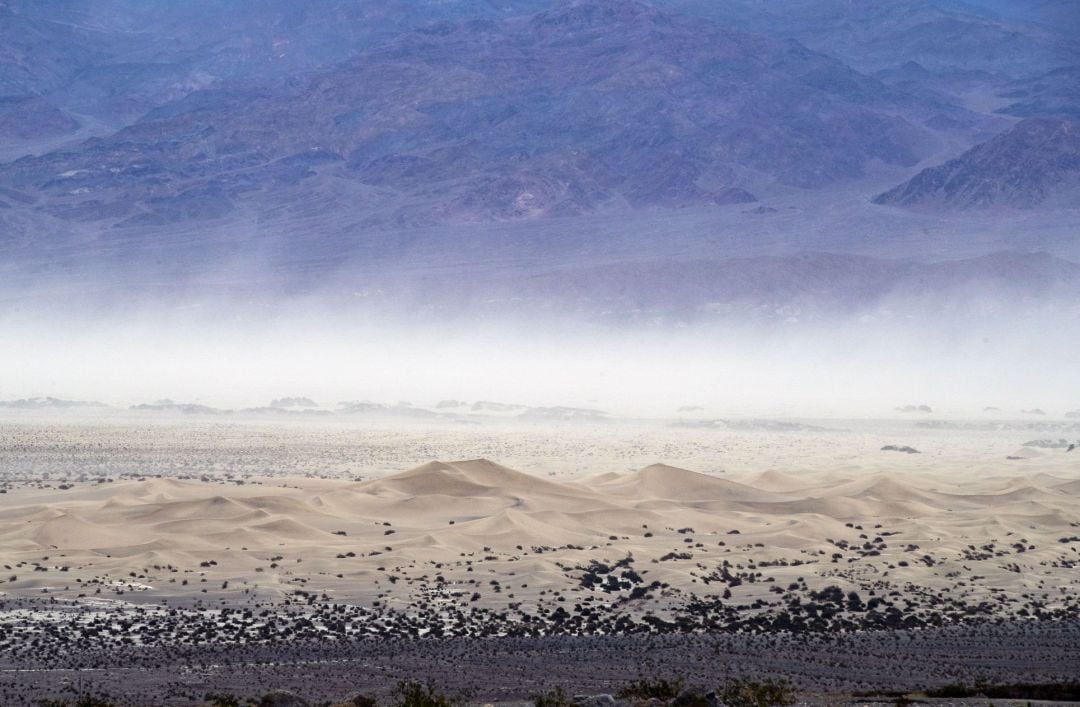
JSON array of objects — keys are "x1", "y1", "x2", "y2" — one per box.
[
  {"x1": 618, "y1": 675, "x2": 686, "y2": 699},
  {"x1": 394, "y1": 681, "x2": 458, "y2": 707},
  {"x1": 533, "y1": 686, "x2": 575, "y2": 707},
  {"x1": 928, "y1": 682, "x2": 1080, "y2": 702},
  {"x1": 80, "y1": 696, "x2": 116, "y2": 707},
  {"x1": 718, "y1": 678, "x2": 796, "y2": 707},
  {"x1": 207, "y1": 695, "x2": 243, "y2": 707},
  {"x1": 38, "y1": 697, "x2": 118, "y2": 707},
  {"x1": 988, "y1": 683, "x2": 1080, "y2": 701},
  {"x1": 926, "y1": 683, "x2": 973, "y2": 698}
]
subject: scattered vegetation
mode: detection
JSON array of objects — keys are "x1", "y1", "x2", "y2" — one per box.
[
  {"x1": 926, "y1": 681, "x2": 1080, "y2": 701},
  {"x1": 393, "y1": 680, "x2": 460, "y2": 707},
  {"x1": 533, "y1": 686, "x2": 576, "y2": 707},
  {"x1": 39, "y1": 677, "x2": 1080, "y2": 707},
  {"x1": 617, "y1": 675, "x2": 686, "y2": 700},
  {"x1": 38, "y1": 696, "x2": 118, "y2": 707},
  {"x1": 207, "y1": 695, "x2": 243, "y2": 707},
  {"x1": 718, "y1": 678, "x2": 796, "y2": 707}
]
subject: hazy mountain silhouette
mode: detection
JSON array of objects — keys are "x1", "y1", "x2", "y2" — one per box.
[
  {"x1": 0, "y1": 0, "x2": 1078, "y2": 308},
  {"x1": 1, "y1": 0, "x2": 950, "y2": 232},
  {"x1": 874, "y1": 118, "x2": 1080, "y2": 209}
]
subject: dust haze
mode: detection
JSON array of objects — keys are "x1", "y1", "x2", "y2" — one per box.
[
  {"x1": 4, "y1": 290, "x2": 1077, "y2": 417},
  {"x1": 4, "y1": 0, "x2": 1080, "y2": 701}
]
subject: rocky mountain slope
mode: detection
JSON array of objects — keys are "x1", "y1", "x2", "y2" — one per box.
[
  {"x1": 0, "y1": 0, "x2": 954, "y2": 237},
  {"x1": 996, "y1": 66, "x2": 1080, "y2": 121},
  {"x1": 0, "y1": 0, "x2": 1078, "y2": 305},
  {"x1": 874, "y1": 118, "x2": 1080, "y2": 209},
  {"x1": 671, "y1": 0, "x2": 1079, "y2": 77}
]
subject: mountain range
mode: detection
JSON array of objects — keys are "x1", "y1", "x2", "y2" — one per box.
[
  {"x1": 1, "y1": 0, "x2": 1079, "y2": 315},
  {"x1": 874, "y1": 117, "x2": 1080, "y2": 208}
]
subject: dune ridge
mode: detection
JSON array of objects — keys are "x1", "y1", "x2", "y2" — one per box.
[{"x1": 2, "y1": 451, "x2": 1078, "y2": 634}]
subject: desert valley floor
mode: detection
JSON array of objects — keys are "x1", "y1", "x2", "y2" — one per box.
[{"x1": 1, "y1": 411, "x2": 1078, "y2": 704}]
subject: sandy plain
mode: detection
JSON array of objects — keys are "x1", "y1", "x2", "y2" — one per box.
[{"x1": 0, "y1": 410, "x2": 1078, "y2": 704}]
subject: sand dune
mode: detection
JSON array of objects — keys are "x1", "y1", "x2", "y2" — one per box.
[
  {"x1": 596, "y1": 463, "x2": 784, "y2": 502},
  {"x1": 1, "y1": 444, "x2": 1078, "y2": 626},
  {"x1": 751, "y1": 468, "x2": 814, "y2": 492},
  {"x1": 452, "y1": 509, "x2": 596, "y2": 546},
  {"x1": 30, "y1": 513, "x2": 135, "y2": 549},
  {"x1": 1054, "y1": 478, "x2": 1080, "y2": 493},
  {"x1": 358, "y1": 459, "x2": 573, "y2": 497}
]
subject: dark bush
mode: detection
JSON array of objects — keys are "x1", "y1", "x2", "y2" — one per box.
[
  {"x1": 207, "y1": 695, "x2": 243, "y2": 707},
  {"x1": 618, "y1": 675, "x2": 686, "y2": 699},
  {"x1": 926, "y1": 683, "x2": 972, "y2": 698},
  {"x1": 927, "y1": 682, "x2": 1080, "y2": 701},
  {"x1": 38, "y1": 697, "x2": 118, "y2": 707},
  {"x1": 394, "y1": 681, "x2": 458, "y2": 707},
  {"x1": 718, "y1": 678, "x2": 796, "y2": 707},
  {"x1": 533, "y1": 686, "x2": 575, "y2": 707}
]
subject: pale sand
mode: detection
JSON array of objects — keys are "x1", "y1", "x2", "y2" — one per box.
[{"x1": 1, "y1": 416, "x2": 1078, "y2": 622}]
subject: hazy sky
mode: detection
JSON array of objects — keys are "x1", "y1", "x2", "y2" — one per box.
[{"x1": 4, "y1": 302, "x2": 1077, "y2": 417}]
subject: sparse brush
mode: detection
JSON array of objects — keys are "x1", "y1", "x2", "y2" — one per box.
[
  {"x1": 394, "y1": 681, "x2": 459, "y2": 707},
  {"x1": 37, "y1": 697, "x2": 118, "y2": 707},
  {"x1": 718, "y1": 678, "x2": 796, "y2": 707},
  {"x1": 617, "y1": 675, "x2": 686, "y2": 700},
  {"x1": 928, "y1": 682, "x2": 1080, "y2": 702},
  {"x1": 926, "y1": 682, "x2": 971, "y2": 698},
  {"x1": 205, "y1": 694, "x2": 242, "y2": 707},
  {"x1": 533, "y1": 686, "x2": 575, "y2": 707}
]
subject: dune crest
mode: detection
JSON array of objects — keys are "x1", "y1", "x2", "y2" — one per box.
[{"x1": 2, "y1": 452, "x2": 1078, "y2": 630}]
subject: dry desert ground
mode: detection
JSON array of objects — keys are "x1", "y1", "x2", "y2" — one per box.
[{"x1": 0, "y1": 411, "x2": 1078, "y2": 704}]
